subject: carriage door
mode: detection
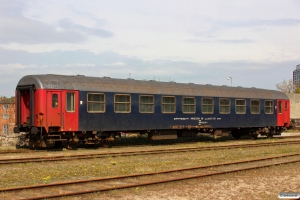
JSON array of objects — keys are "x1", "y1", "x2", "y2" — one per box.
[
  {"x1": 19, "y1": 90, "x2": 31, "y2": 125},
  {"x1": 46, "y1": 91, "x2": 62, "y2": 127},
  {"x1": 61, "y1": 91, "x2": 79, "y2": 131},
  {"x1": 277, "y1": 100, "x2": 283, "y2": 126},
  {"x1": 282, "y1": 100, "x2": 290, "y2": 126},
  {"x1": 16, "y1": 85, "x2": 35, "y2": 127},
  {"x1": 277, "y1": 100, "x2": 290, "y2": 127}
]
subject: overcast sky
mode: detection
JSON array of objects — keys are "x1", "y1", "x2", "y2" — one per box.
[{"x1": 0, "y1": 0, "x2": 299, "y2": 97}]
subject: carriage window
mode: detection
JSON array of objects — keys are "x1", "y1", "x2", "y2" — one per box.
[
  {"x1": 250, "y1": 100, "x2": 260, "y2": 114},
  {"x1": 52, "y1": 94, "x2": 58, "y2": 108},
  {"x1": 139, "y1": 95, "x2": 154, "y2": 113},
  {"x1": 162, "y1": 96, "x2": 176, "y2": 113},
  {"x1": 115, "y1": 94, "x2": 131, "y2": 113},
  {"x1": 219, "y1": 98, "x2": 230, "y2": 114},
  {"x1": 202, "y1": 98, "x2": 214, "y2": 114},
  {"x1": 87, "y1": 93, "x2": 105, "y2": 113},
  {"x1": 235, "y1": 99, "x2": 246, "y2": 114},
  {"x1": 265, "y1": 100, "x2": 274, "y2": 114},
  {"x1": 66, "y1": 92, "x2": 75, "y2": 112},
  {"x1": 182, "y1": 97, "x2": 195, "y2": 114},
  {"x1": 278, "y1": 101, "x2": 282, "y2": 114}
]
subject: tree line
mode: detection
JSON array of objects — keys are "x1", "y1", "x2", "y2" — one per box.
[{"x1": 0, "y1": 96, "x2": 15, "y2": 102}]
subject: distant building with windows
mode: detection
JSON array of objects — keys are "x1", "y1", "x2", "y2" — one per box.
[
  {"x1": 293, "y1": 64, "x2": 300, "y2": 88},
  {"x1": 0, "y1": 97, "x2": 15, "y2": 136}
]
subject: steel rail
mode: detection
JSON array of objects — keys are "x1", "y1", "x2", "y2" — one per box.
[
  {"x1": 1, "y1": 140, "x2": 300, "y2": 165},
  {"x1": 2, "y1": 153, "x2": 299, "y2": 200},
  {"x1": 0, "y1": 150, "x2": 32, "y2": 154}
]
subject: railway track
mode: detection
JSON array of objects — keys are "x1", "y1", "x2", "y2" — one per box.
[
  {"x1": 1, "y1": 134, "x2": 299, "y2": 154},
  {"x1": 0, "y1": 149, "x2": 32, "y2": 154},
  {"x1": 1, "y1": 140, "x2": 300, "y2": 165},
  {"x1": 1, "y1": 153, "x2": 299, "y2": 199}
]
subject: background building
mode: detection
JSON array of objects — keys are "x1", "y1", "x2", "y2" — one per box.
[
  {"x1": 286, "y1": 93, "x2": 300, "y2": 119},
  {"x1": 293, "y1": 64, "x2": 300, "y2": 89},
  {"x1": 0, "y1": 97, "x2": 15, "y2": 136}
]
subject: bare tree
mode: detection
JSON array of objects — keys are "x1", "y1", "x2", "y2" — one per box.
[{"x1": 275, "y1": 79, "x2": 294, "y2": 93}]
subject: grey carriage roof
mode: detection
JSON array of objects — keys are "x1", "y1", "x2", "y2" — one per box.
[{"x1": 17, "y1": 74, "x2": 289, "y2": 100}]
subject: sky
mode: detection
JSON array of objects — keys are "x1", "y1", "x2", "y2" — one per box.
[{"x1": 0, "y1": 0, "x2": 300, "y2": 97}]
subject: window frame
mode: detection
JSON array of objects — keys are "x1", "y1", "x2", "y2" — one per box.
[
  {"x1": 114, "y1": 94, "x2": 131, "y2": 113},
  {"x1": 235, "y1": 99, "x2": 246, "y2": 114},
  {"x1": 219, "y1": 98, "x2": 230, "y2": 114},
  {"x1": 201, "y1": 97, "x2": 214, "y2": 114},
  {"x1": 66, "y1": 92, "x2": 75, "y2": 112},
  {"x1": 3, "y1": 114, "x2": 9, "y2": 120},
  {"x1": 3, "y1": 124, "x2": 8, "y2": 134},
  {"x1": 278, "y1": 101, "x2": 282, "y2": 114},
  {"x1": 87, "y1": 93, "x2": 106, "y2": 113},
  {"x1": 162, "y1": 96, "x2": 176, "y2": 114},
  {"x1": 250, "y1": 99, "x2": 260, "y2": 114},
  {"x1": 3, "y1": 104, "x2": 8, "y2": 110},
  {"x1": 52, "y1": 94, "x2": 58, "y2": 108},
  {"x1": 139, "y1": 95, "x2": 154, "y2": 113},
  {"x1": 182, "y1": 97, "x2": 196, "y2": 114},
  {"x1": 264, "y1": 100, "x2": 274, "y2": 114}
]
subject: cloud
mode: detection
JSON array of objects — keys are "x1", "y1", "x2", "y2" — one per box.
[
  {"x1": 65, "y1": 63, "x2": 96, "y2": 67},
  {"x1": 0, "y1": 16, "x2": 86, "y2": 44},
  {"x1": 185, "y1": 39, "x2": 254, "y2": 44},
  {"x1": 0, "y1": 2, "x2": 113, "y2": 44},
  {"x1": 58, "y1": 18, "x2": 113, "y2": 38},
  {"x1": 0, "y1": 63, "x2": 39, "y2": 72},
  {"x1": 215, "y1": 18, "x2": 300, "y2": 28},
  {"x1": 103, "y1": 62, "x2": 126, "y2": 66},
  {"x1": 217, "y1": 39, "x2": 254, "y2": 44},
  {"x1": 2, "y1": 47, "x2": 296, "y2": 95},
  {"x1": 192, "y1": 18, "x2": 300, "y2": 38}
]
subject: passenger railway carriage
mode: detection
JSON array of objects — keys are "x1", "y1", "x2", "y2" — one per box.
[{"x1": 14, "y1": 74, "x2": 290, "y2": 149}]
